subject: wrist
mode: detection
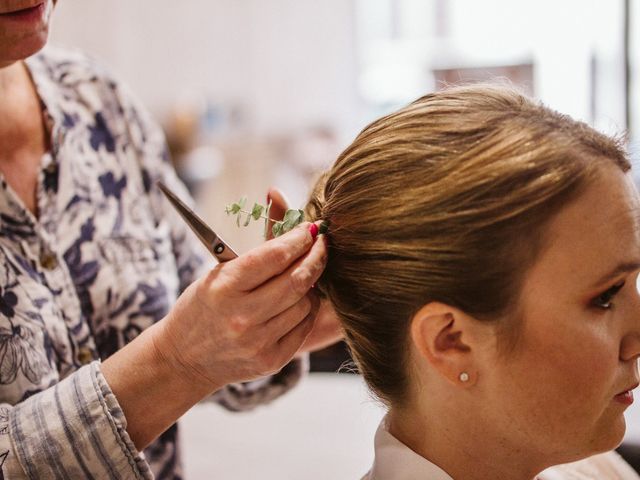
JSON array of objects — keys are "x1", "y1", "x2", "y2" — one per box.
[
  {"x1": 102, "y1": 321, "x2": 214, "y2": 449},
  {"x1": 150, "y1": 317, "x2": 223, "y2": 396}
]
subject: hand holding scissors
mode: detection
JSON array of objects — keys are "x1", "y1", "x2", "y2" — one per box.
[
  {"x1": 103, "y1": 182, "x2": 329, "y2": 449},
  {"x1": 153, "y1": 181, "x2": 327, "y2": 389}
]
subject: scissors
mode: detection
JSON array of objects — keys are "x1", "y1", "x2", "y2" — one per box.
[{"x1": 157, "y1": 181, "x2": 238, "y2": 263}]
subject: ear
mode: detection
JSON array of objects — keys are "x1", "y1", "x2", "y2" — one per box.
[{"x1": 410, "y1": 302, "x2": 480, "y2": 387}]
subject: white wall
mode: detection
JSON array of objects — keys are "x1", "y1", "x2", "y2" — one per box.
[
  {"x1": 448, "y1": 0, "x2": 626, "y2": 133},
  {"x1": 49, "y1": 0, "x2": 360, "y2": 138}
]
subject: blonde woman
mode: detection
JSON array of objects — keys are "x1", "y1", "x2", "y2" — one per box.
[{"x1": 307, "y1": 85, "x2": 640, "y2": 479}]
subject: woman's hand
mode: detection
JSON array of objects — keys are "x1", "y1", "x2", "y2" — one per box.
[
  {"x1": 267, "y1": 187, "x2": 344, "y2": 354},
  {"x1": 157, "y1": 221, "x2": 327, "y2": 390},
  {"x1": 102, "y1": 222, "x2": 326, "y2": 449}
]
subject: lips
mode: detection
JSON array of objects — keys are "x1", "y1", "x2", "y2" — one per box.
[
  {"x1": 614, "y1": 382, "x2": 639, "y2": 406},
  {"x1": 0, "y1": 2, "x2": 44, "y2": 15}
]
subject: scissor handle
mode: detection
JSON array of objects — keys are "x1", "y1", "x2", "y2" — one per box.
[{"x1": 211, "y1": 239, "x2": 237, "y2": 262}]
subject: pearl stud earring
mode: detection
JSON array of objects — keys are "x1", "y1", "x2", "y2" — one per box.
[{"x1": 459, "y1": 372, "x2": 469, "y2": 382}]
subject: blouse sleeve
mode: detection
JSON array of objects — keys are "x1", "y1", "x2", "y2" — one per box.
[
  {"x1": 109, "y1": 73, "x2": 307, "y2": 411},
  {"x1": 0, "y1": 362, "x2": 152, "y2": 479}
]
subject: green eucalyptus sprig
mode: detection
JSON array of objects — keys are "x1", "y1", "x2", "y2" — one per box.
[{"x1": 225, "y1": 197, "x2": 305, "y2": 238}]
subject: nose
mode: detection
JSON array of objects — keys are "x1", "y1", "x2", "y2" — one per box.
[
  {"x1": 621, "y1": 282, "x2": 640, "y2": 362},
  {"x1": 621, "y1": 332, "x2": 640, "y2": 362}
]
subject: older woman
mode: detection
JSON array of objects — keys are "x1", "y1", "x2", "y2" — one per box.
[
  {"x1": 0, "y1": 1, "x2": 341, "y2": 478},
  {"x1": 307, "y1": 85, "x2": 640, "y2": 479}
]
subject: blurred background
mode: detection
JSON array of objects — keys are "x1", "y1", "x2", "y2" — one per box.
[{"x1": 49, "y1": 1, "x2": 640, "y2": 478}]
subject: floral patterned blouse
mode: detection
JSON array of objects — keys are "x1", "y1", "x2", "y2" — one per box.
[{"x1": 0, "y1": 46, "x2": 304, "y2": 479}]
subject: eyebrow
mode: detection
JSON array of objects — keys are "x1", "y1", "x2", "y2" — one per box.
[{"x1": 591, "y1": 261, "x2": 640, "y2": 289}]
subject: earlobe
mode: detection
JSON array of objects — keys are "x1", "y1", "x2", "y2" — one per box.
[{"x1": 410, "y1": 302, "x2": 476, "y2": 386}]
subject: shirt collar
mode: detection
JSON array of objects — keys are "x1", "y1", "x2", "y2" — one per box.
[
  {"x1": 23, "y1": 47, "x2": 67, "y2": 169},
  {"x1": 366, "y1": 416, "x2": 454, "y2": 480}
]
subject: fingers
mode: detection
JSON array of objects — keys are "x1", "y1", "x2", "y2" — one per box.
[
  {"x1": 272, "y1": 297, "x2": 318, "y2": 366},
  {"x1": 223, "y1": 222, "x2": 317, "y2": 291},
  {"x1": 262, "y1": 293, "x2": 318, "y2": 344},
  {"x1": 239, "y1": 296, "x2": 316, "y2": 377},
  {"x1": 297, "y1": 298, "x2": 344, "y2": 353},
  {"x1": 249, "y1": 230, "x2": 327, "y2": 320}
]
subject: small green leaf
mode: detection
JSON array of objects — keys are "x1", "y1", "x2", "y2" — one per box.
[
  {"x1": 225, "y1": 196, "x2": 298, "y2": 238},
  {"x1": 282, "y1": 209, "x2": 298, "y2": 221},
  {"x1": 272, "y1": 222, "x2": 284, "y2": 237},
  {"x1": 281, "y1": 209, "x2": 304, "y2": 233},
  {"x1": 226, "y1": 202, "x2": 242, "y2": 215},
  {"x1": 251, "y1": 203, "x2": 264, "y2": 221}
]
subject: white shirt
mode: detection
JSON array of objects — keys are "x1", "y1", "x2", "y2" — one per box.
[{"x1": 363, "y1": 418, "x2": 640, "y2": 480}]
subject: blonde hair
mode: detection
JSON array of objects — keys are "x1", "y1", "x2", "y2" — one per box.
[{"x1": 306, "y1": 85, "x2": 629, "y2": 407}]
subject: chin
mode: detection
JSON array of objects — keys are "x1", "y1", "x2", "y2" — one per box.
[
  {"x1": 1, "y1": 31, "x2": 48, "y2": 65},
  {"x1": 584, "y1": 414, "x2": 627, "y2": 457},
  {"x1": 551, "y1": 414, "x2": 627, "y2": 468},
  {"x1": 605, "y1": 414, "x2": 628, "y2": 449}
]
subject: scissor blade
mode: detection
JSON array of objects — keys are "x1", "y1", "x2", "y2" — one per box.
[{"x1": 157, "y1": 182, "x2": 238, "y2": 262}]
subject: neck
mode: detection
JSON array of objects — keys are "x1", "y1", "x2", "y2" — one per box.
[
  {"x1": 387, "y1": 402, "x2": 547, "y2": 480},
  {"x1": 0, "y1": 61, "x2": 47, "y2": 159}
]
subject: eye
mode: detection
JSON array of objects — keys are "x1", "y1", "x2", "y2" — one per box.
[{"x1": 592, "y1": 281, "x2": 625, "y2": 309}]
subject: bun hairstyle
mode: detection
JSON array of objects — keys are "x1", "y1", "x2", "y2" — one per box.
[{"x1": 305, "y1": 84, "x2": 629, "y2": 407}]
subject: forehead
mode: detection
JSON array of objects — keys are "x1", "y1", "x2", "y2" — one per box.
[{"x1": 525, "y1": 166, "x2": 640, "y2": 291}]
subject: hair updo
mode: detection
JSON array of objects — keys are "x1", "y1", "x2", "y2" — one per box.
[{"x1": 305, "y1": 84, "x2": 629, "y2": 407}]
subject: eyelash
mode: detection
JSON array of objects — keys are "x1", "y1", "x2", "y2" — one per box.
[{"x1": 592, "y1": 281, "x2": 626, "y2": 310}]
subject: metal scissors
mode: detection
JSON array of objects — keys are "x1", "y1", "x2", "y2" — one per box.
[{"x1": 157, "y1": 181, "x2": 238, "y2": 263}]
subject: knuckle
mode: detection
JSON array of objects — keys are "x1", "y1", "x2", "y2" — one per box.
[
  {"x1": 313, "y1": 254, "x2": 327, "y2": 276},
  {"x1": 242, "y1": 250, "x2": 262, "y2": 269},
  {"x1": 204, "y1": 263, "x2": 225, "y2": 284},
  {"x1": 200, "y1": 264, "x2": 230, "y2": 297},
  {"x1": 290, "y1": 269, "x2": 312, "y2": 295},
  {"x1": 267, "y1": 244, "x2": 293, "y2": 268},
  {"x1": 229, "y1": 315, "x2": 250, "y2": 334}
]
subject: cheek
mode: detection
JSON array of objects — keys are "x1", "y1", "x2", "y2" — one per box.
[
  {"x1": 525, "y1": 332, "x2": 614, "y2": 403},
  {"x1": 490, "y1": 318, "x2": 622, "y2": 448}
]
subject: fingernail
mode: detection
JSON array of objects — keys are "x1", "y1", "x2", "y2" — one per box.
[{"x1": 309, "y1": 223, "x2": 319, "y2": 240}]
